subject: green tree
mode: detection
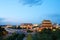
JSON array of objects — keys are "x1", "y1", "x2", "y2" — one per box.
[
  {"x1": 4, "y1": 33, "x2": 25, "y2": 40},
  {"x1": 33, "y1": 28, "x2": 54, "y2": 40},
  {"x1": 27, "y1": 34, "x2": 32, "y2": 40}
]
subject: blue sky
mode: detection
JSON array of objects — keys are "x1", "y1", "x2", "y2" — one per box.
[{"x1": 0, "y1": 0, "x2": 60, "y2": 25}]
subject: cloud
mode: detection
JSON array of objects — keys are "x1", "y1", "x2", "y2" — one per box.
[
  {"x1": 0, "y1": 18, "x2": 6, "y2": 25},
  {"x1": 0, "y1": 18, "x2": 17, "y2": 25},
  {"x1": 19, "y1": 0, "x2": 43, "y2": 7},
  {"x1": 48, "y1": 13, "x2": 60, "y2": 24},
  {"x1": 0, "y1": 18, "x2": 5, "y2": 21}
]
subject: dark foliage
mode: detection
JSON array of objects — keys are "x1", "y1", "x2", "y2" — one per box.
[{"x1": 33, "y1": 28, "x2": 60, "y2": 40}]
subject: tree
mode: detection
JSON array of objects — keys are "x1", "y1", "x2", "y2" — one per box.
[
  {"x1": 0, "y1": 26, "x2": 8, "y2": 40},
  {"x1": 4, "y1": 33, "x2": 25, "y2": 40},
  {"x1": 27, "y1": 34, "x2": 32, "y2": 40},
  {"x1": 32, "y1": 28, "x2": 56, "y2": 40}
]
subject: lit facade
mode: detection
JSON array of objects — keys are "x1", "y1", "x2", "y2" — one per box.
[
  {"x1": 41, "y1": 20, "x2": 53, "y2": 28},
  {"x1": 20, "y1": 23, "x2": 33, "y2": 29},
  {"x1": 33, "y1": 24, "x2": 38, "y2": 27},
  {"x1": 6, "y1": 25, "x2": 12, "y2": 28},
  {"x1": 37, "y1": 20, "x2": 53, "y2": 31}
]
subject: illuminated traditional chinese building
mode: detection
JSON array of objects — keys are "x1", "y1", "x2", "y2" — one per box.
[
  {"x1": 38, "y1": 20, "x2": 53, "y2": 31},
  {"x1": 33, "y1": 24, "x2": 38, "y2": 27},
  {"x1": 20, "y1": 23, "x2": 33, "y2": 29},
  {"x1": 6, "y1": 24, "x2": 12, "y2": 28},
  {"x1": 41, "y1": 20, "x2": 53, "y2": 28}
]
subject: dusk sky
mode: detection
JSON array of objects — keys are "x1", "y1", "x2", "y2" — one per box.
[{"x1": 0, "y1": 0, "x2": 60, "y2": 25}]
